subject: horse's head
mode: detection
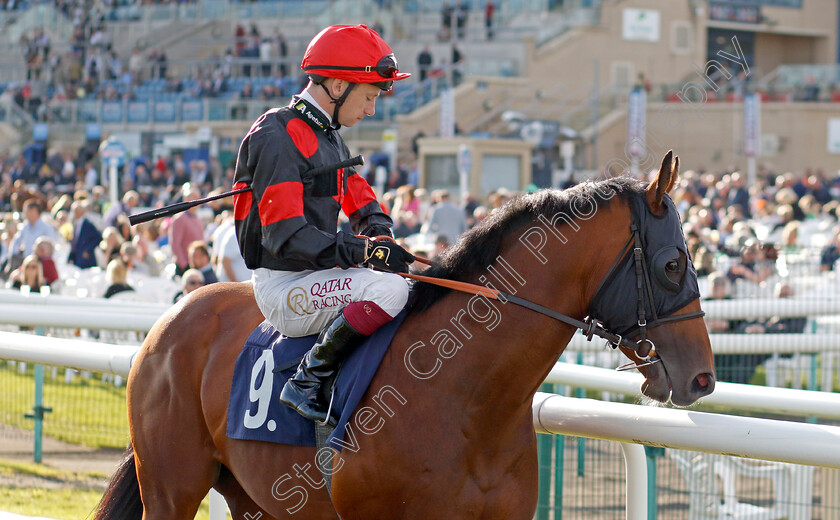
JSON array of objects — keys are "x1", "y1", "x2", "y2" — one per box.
[{"x1": 588, "y1": 151, "x2": 714, "y2": 406}]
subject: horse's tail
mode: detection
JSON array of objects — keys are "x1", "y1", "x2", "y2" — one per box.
[{"x1": 91, "y1": 444, "x2": 143, "y2": 520}]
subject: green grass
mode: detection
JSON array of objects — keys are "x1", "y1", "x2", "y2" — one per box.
[
  {"x1": 0, "y1": 458, "x2": 219, "y2": 520},
  {"x1": 0, "y1": 488, "x2": 217, "y2": 520},
  {"x1": 0, "y1": 487, "x2": 104, "y2": 519},
  {"x1": 0, "y1": 458, "x2": 107, "y2": 480},
  {"x1": 0, "y1": 458, "x2": 104, "y2": 519},
  {"x1": 0, "y1": 362, "x2": 129, "y2": 449},
  {"x1": 0, "y1": 363, "x2": 227, "y2": 519}
]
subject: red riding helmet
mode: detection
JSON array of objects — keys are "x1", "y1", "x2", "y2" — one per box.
[{"x1": 301, "y1": 24, "x2": 411, "y2": 91}]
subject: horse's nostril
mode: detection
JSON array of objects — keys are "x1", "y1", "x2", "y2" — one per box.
[{"x1": 693, "y1": 373, "x2": 715, "y2": 394}]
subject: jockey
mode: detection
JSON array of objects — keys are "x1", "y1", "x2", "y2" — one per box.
[{"x1": 232, "y1": 24, "x2": 415, "y2": 425}]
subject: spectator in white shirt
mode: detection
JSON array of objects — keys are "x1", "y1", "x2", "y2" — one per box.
[
  {"x1": 9, "y1": 199, "x2": 56, "y2": 258},
  {"x1": 214, "y1": 224, "x2": 251, "y2": 283}
]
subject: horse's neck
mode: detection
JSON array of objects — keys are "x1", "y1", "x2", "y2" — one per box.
[{"x1": 395, "y1": 213, "x2": 621, "y2": 421}]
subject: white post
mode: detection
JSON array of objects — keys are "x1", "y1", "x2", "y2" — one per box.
[
  {"x1": 743, "y1": 92, "x2": 760, "y2": 187},
  {"x1": 374, "y1": 165, "x2": 387, "y2": 198},
  {"x1": 620, "y1": 443, "x2": 647, "y2": 520},
  {"x1": 382, "y1": 128, "x2": 398, "y2": 174},
  {"x1": 747, "y1": 155, "x2": 757, "y2": 190},
  {"x1": 822, "y1": 353, "x2": 835, "y2": 393},
  {"x1": 108, "y1": 157, "x2": 119, "y2": 209},
  {"x1": 558, "y1": 140, "x2": 575, "y2": 188},
  {"x1": 457, "y1": 144, "x2": 471, "y2": 200},
  {"x1": 208, "y1": 490, "x2": 228, "y2": 520}
]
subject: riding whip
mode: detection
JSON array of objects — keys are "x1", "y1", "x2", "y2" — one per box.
[{"x1": 129, "y1": 155, "x2": 365, "y2": 225}]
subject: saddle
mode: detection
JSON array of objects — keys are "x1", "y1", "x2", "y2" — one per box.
[{"x1": 225, "y1": 311, "x2": 408, "y2": 449}]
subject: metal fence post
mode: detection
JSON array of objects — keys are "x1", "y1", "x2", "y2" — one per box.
[
  {"x1": 644, "y1": 446, "x2": 664, "y2": 520},
  {"x1": 24, "y1": 327, "x2": 52, "y2": 463},
  {"x1": 536, "y1": 382, "x2": 554, "y2": 520},
  {"x1": 553, "y1": 425, "x2": 565, "y2": 519},
  {"x1": 576, "y1": 353, "x2": 586, "y2": 477}
]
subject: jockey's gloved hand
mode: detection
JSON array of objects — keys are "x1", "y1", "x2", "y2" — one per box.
[{"x1": 363, "y1": 239, "x2": 415, "y2": 274}]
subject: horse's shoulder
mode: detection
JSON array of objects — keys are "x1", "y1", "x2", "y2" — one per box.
[
  {"x1": 164, "y1": 282, "x2": 259, "y2": 329},
  {"x1": 204, "y1": 280, "x2": 256, "y2": 300},
  {"x1": 142, "y1": 282, "x2": 262, "y2": 358},
  {"x1": 190, "y1": 281, "x2": 255, "y2": 306}
]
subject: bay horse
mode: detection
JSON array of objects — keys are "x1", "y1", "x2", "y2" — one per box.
[{"x1": 94, "y1": 151, "x2": 714, "y2": 520}]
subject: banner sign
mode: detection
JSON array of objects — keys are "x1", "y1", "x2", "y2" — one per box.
[
  {"x1": 439, "y1": 88, "x2": 455, "y2": 139},
  {"x1": 622, "y1": 9, "x2": 660, "y2": 42},
  {"x1": 627, "y1": 88, "x2": 647, "y2": 158},
  {"x1": 743, "y1": 92, "x2": 761, "y2": 157}
]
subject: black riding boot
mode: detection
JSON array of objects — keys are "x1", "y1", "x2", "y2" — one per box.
[{"x1": 278, "y1": 312, "x2": 365, "y2": 425}]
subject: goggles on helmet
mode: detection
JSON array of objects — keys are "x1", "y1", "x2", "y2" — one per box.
[{"x1": 303, "y1": 54, "x2": 400, "y2": 91}]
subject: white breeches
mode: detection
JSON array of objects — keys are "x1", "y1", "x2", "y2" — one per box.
[{"x1": 252, "y1": 267, "x2": 410, "y2": 337}]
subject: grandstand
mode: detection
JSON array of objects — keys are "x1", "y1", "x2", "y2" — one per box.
[{"x1": 1, "y1": 0, "x2": 838, "y2": 177}]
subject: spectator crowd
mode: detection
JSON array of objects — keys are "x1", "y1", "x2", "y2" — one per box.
[
  {"x1": 3, "y1": 137, "x2": 840, "y2": 387},
  {"x1": 2, "y1": 2, "x2": 840, "y2": 388},
  {"x1": 5, "y1": 7, "x2": 301, "y2": 123}
]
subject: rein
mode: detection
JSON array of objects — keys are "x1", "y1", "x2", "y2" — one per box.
[
  {"x1": 397, "y1": 266, "x2": 639, "y2": 350},
  {"x1": 401, "y1": 268, "x2": 641, "y2": 351},
  {"x1": 393, "y1": 211, "x2": 705, "y2": 369},
  {"x1": 400, "y1": 256, "x2": 665, "y2": 363}
]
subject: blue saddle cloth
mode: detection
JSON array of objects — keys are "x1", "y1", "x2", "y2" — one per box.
[{"x1": 226, "y1": 311, "x2": 407, "y2": 448}]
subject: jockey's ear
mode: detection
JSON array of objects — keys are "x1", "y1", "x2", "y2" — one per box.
[{"x1": 646, "y1": 150, "x2": 678, "y2": 214}]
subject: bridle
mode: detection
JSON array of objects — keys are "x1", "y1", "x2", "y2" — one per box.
[
  {"x1": 584, "y1": 219, "x2": 705, "y2": 369},
  {"x1": 398, "y1": 195, "x2": 706, "y2": 371}
]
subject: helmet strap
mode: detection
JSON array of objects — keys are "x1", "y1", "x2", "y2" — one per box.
[{"x1": 319, "y1": 81, "x2": 356, "y2": 130}]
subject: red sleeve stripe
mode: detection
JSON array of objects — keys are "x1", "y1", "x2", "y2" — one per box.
[
  {"x1": 286, "y1": 118, "x2": 319, "y2": 158},
  {"x1": 259, "y1": 181, "x2": 304, "y2": 225},
  {"x1": 342, "y1": 173, "x2": 377, "y2": 215},
  {"x1": 232, "y1": 182, "x2": 252, "y2": 221}
]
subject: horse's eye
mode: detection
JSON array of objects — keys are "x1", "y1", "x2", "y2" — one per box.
[{"x1": 665, "y1": 260, "x2": 680, "y2": 273}]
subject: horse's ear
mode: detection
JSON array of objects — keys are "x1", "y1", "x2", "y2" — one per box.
[
  {"x1": 669, "y1": 155, "x2": 679, "y2": 193},
  {"x1": 646, "y1": 150, "x2": 679, "y2": 213}
]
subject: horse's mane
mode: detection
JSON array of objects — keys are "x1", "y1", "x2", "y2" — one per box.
[{"x1": 408, "y1": 176, "x2": 644, "y2": 312}]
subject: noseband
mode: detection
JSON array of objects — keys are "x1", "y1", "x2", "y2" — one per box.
[{"x1": 403, "y1": 193, "x2": 705, "y2": 370}]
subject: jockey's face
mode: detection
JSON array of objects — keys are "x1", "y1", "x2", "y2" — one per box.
[{"x1": 337, "y1": 82, "x2": 381, "y2": 128}]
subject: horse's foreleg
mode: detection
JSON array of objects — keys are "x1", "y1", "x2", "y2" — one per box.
[
  {"x1": 130, "y1": 356, "x2": 221, "y2": 519},
  {"x1": 132, "y1": 407, "x2": 221, "y2": 519},
  {"x1": 215, "y1": 465, "x2": 278, "y2": 520}
]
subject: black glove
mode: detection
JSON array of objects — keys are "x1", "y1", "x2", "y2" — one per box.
[
  {"x1": 364, "y1": 240, "x2": 415, "y2": 273},
  {"x1": 360, "y1": 224, "x2": 394, "y2": 240}
]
